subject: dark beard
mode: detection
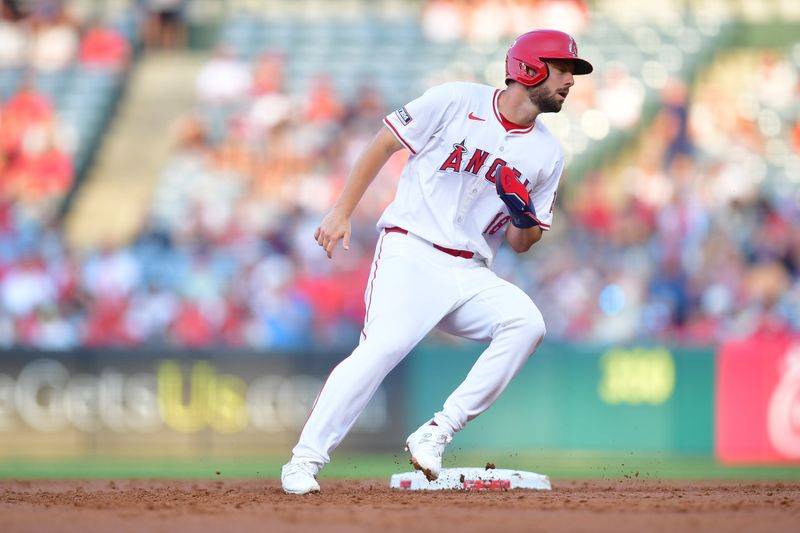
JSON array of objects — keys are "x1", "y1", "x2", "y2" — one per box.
[{"x1": 527, "y1": 84, "x2": 562, "y2": 113}]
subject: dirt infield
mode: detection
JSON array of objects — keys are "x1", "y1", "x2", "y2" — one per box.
[{"x1": 2, "y1": 479, "x2": 799, "y2": 532}]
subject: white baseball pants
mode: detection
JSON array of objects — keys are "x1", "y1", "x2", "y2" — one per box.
[{"x1": 290, "y1": 229, "x2": 546, "y2": 467}]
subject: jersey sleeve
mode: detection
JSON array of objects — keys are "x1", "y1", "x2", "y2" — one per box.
[
  {"x1": 529, "y1": 155, "x2": 564, "y2": 231},
  {"x1": 383, "y1": 83, "x2": 455, "y2": 155}
]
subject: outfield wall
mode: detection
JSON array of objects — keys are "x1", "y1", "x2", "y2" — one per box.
[
  {"x1": 0, "y1": 350, "x2": 405, "y2": 456},
  {"x1": 407, "y1": 342, "x2": 714, "y2": 454},
  {"x1": 0, "y1": 335, "x2": 798, "y2": 463}
]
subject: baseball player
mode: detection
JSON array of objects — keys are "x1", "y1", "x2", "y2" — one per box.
[{"x1": 281, "y1": 29, "x2": 592, "y2": 494}]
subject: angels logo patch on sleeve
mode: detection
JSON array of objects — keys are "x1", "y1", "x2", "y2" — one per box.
[{"x1": 395, "y1": 106, "x2": 412, "y2": 125}]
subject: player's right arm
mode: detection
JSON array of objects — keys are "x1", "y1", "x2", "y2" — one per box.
[{"x1": 315, "y1": 126, "x2": 404, "y2": 258}]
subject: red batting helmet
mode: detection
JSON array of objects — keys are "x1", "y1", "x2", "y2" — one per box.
[{"x1": 505, "y1": 29, "x2": 593, "y2": 87}]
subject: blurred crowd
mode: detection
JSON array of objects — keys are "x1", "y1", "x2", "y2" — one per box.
[
  {"x1": 0, "y1": 1, "x2": 798, "y2": 351},
  {"x1": 530, "y1": 49, "x2": 800, "y2": 344},
  {"x1": 0, "y1": 0, "x2": 132, "y2": 216},
  {"x1": 0, "y1": 33, "x2": 397, "y2": 350}
]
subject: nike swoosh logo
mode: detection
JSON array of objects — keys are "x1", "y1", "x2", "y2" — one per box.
[{"x1": 468, "y1": 112, "x2": 485, "y2": 121}]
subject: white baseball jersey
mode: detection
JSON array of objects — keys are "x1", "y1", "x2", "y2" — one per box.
[{"x1": 380, "y1": 81, "x2": 565, "y2": 265}]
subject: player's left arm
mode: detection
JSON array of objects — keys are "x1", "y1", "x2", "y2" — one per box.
[
  {"x1": 495, "y1": 165, "x2": 544, "y2": 253},
  {"x1": 505, "y1": 225, "x2": 543, "y2": 253},
  {"x1": 499, "y1": 152, "x2": 564, "y2": 253}
]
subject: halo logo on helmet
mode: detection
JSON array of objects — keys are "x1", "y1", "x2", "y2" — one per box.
[
  {"x1": 505, "y1": 29, "x2": 593, "y2": 87},
  {"x1": 568, "y1": 38, "x2": 578, "y2": 57}
]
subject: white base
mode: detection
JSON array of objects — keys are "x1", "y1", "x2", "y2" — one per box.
[{"x1": 390, "y1": 467, "x2": 551, "y2": 491}]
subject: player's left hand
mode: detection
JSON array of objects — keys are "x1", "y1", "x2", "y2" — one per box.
[
  {"x1": 495, "y1": 166, "x2": 542, "y2": 229},
  {"x1": 315, "y1": 207, "x2": 351, "y2": 259}
]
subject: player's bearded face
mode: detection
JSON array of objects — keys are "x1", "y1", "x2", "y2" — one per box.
[{"x1": 526, "y1": 84, "x2": 562, "y2": 113}]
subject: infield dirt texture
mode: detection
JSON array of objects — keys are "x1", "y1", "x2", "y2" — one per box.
[{"x1": 2, "y1": 479, "x2": 799, "y2": 532}]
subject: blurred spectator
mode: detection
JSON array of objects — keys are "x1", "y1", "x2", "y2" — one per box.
[
  {"x1": 465, "y1": 0, "x2": 512, "y2": 45},
  {"x1": 83, "y1": 296, "x2": 133, "y2": 347},
  {"x1": 81, "y1": 245, "x2": 141, "y2": 302},
  {"x1": 124, "y1": 283, "x2": 180, "y2": 344},
  {"x1": 1, "y1": 79, "x2": 54, "y2": 185},
  {"x1": 28, "y1": 5, "x2": 78, "y2": 72},
  {"x1": 79, "y1": 19, "x2": 131, "y2": 70},
  {"x1": 507, "y1": 0, "x2": 542, "y2": 37},
  {"x1": 0, "y1": 253, "x2": 55, "y2": 317},
  {"x1": 344, "y1": 83, "x2": 386, "y2": 127},
  {"x1": 420, "y1": 0, "x2": 465, "y2": 44},
  {"x1": 3, "y1": 79, "x2": 53, "y2": 132},
  {"x1": 659, "y1": 79, "x2": 693, "y2": 168},
  {"x1": 30, "y1": 0, "x2": 65, "y2": 22},
  {"x1": 245, "y1": 52, "x2": 291, "y2": 141},
  {"x1": 535, "y1": 0, "x2": 590, "y2": 36},
  {"x1": 170, "y1": 298, "x2": 215, "y2": 347},
  {"x1": 195, "y1": 45, "x2": 252, "y2": 143},
  {"x1": 7, "y1": 133, "x2": 72, "y2": 201},
  {"x1": 596, "y1": 63, "x2": 645, "y2": 129},
  {"x1": 143, "y1": 0, "x2": 187, "y2": 50},
  {"x1": 754, "y1": 51, "x2": 796, "y2": 111},
  {"x1": 0, "y1": 3, "x2": 27, "y2": 69},
  {"x1": 195, "y1": 46, "x2": 252, "y2": 105},
  {"x1": 304, "y1": 73, "x2": 344, "y2": 125},
  {"x1": 1, "y1": 77, "x2": 74, "y2": 212},
  {"x1": 251, "y1": 51, "x2": 285, "y2": 96}
]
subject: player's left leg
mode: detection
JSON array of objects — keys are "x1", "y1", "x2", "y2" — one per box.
[
  {"x1": 430, "y1": 273, "x2": 546, "y2": 435},
  {"x1": 404, "y1": 271, "x2": 544, "y2": 479}
]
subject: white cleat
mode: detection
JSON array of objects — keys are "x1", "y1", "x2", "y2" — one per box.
[
  {"x1": 281, "y1": 462, "x2": 321, "y2": 495},
  {"x1": 405, "y1": 424, "x2": 453, "y2": 481}
]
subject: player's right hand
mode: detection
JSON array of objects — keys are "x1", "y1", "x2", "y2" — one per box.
[{"x1": 315, "y1": 208, "x2": 351, "y2": 259}]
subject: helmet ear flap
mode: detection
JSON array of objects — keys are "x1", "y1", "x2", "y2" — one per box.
[
  {"x1": 526, "y1": 60, "x2": 549, "y2": 86},
  {"x1": 516, "y1": 59, "x2": 549, "y2": 86}
]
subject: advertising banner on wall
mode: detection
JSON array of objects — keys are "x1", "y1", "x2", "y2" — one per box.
[
  {"x1": 0, "y1": 350, "x2": 405, "y2": 457},
  {"x1": 716, "y1": 334, "x2": 800, "y2": 463},
  {"x1": 407, "y1": 340, "x2": 715, "y2": 453}
]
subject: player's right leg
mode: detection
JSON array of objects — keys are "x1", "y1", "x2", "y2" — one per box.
[{"x1": 282, "y1": 231, "x2": 459, "y2": 494}]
